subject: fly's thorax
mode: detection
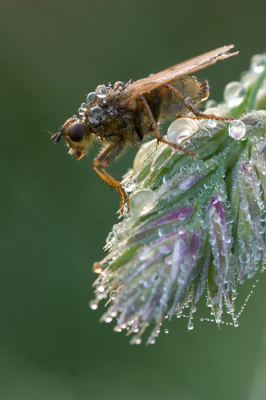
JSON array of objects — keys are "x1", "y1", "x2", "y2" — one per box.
[{"x1": 83, "y1": 91, "x2": 136, "y2": 142}]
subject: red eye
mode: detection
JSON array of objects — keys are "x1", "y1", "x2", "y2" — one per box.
[{"x1": 69, "y1": 123, "x2": 85, "y2": 142}]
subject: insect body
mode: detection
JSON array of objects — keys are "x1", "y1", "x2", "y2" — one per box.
[{"x1": 51, "y1": 45, "x2": 238, "y2": 213}]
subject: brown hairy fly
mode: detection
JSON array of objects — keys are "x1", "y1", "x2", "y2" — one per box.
[{"x1": 51, "y1": 45, "x2": 238, "y2": 213}]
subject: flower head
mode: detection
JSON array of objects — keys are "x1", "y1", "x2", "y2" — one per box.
[{"x1": 91, "y1": 54, "x2": 266, "y2": 344}]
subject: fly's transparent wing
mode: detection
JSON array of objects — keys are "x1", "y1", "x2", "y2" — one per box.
[{"x1": 119, "y1": 45, "x2": 238, "y2": 108}]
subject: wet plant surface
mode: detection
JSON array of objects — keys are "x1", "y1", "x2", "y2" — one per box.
[{"x1": 91, "y1": 53, "x2": 266, "y2": 344}]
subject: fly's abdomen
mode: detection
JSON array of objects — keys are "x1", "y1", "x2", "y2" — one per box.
[{"x1": 158, "y1": 76, "x2": 209, "y2": 120}]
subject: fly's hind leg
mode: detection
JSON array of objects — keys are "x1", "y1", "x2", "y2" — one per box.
[
  {"x1": 159, "y1": 84, "x2": 234, "y2": 122},
  {"x1": 137, "y1": 96, "x2": 198, "y2": 159},
  {"x1": 92, "y1": 142, "x2": 130, "y2": 214}
]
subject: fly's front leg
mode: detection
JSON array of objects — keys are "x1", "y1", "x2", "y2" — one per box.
[
  {"x1": 137, "y1": 96, "x2": 197, "y2": 159},
  {"x1": 92, "y1": 142, "x2": 129, "y2": 214},
  {"x1": 160, "y1": 84, "x2": 234, "y2": 121}
]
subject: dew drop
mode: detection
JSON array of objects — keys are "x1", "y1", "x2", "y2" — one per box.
[
  {"x1": 130, "y1": 337, "x2": 142, "y2": 345},
  {"x1": 240, "y1": 71, "x2": 259, "y2": 90},
  {"x1": 129, "y1": 189, "x2": 156, "y2": 217},
  {"x1": 86, "y1": 92, "x2": 97, "y2": 102},
  {"x1": 256, "y1": 84, "x2": 266, "y2": 109},
  {"x1": 167, "y1": 118, "x2": 198, "y2": 145},
  {"x1": 228, "y1": 120, "x2": 246, "y2": 140},
  {"x1": 88, "y1": 106, "x2": 104, "y2": 124},
  {"x1": 133, "y1": 148, "x2": 148, "y2": 170},
  {"x1": 204, "y1": 107, "x2": 225, "y2": 118},
  {"x1": 188, "y1": 322, "x2": 194, "y2": 331},
  {"x1": 89, "y1": 300, "x2": 98, "y2": 310},
  {"x1": 141, "y1": 138, "x2": 158, "y2": 152},
  {"x1": 208, "y1": 119, "x2": 217, "y2": 128},
  {"x1": 163, "y1": 174, "x2": 172, "y2": 184},
  {"x1": 113, "y1": 81, "x2": 125, "y2": 91},
  {"x1": 224, "y1": 81, "x2": 246, "y2": 108},
  {"x1": 250, "y1": 54, "x2": 266, "y2": 73},
  {"x1": 205, "y1": 99, "x2": 217, "y2": 109},
  {"x1": 96, "y1": 85, "x2": 108, "y2": 98}
]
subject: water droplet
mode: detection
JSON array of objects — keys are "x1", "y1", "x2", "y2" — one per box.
[
  {"x1": 256, "y1": 84, "x2": 266, "y2": 109},
  {"x1": 141, "y1": 138, "x2": 158, "y2": 152},
  {"x1": 224, "y1": 81, "x2": 246, "y2": 108},
  {"x1": 110, "y1": 290, "x2": 116, "y2": 300},
  {"x1": 89, "y1": 106, "x2": 104, "y2": 124},
  {"x1": 228, "y1": 120, "x2": 246, "y2": 140},
  {"x1": 105, "y1": 316, "x2": 112, "y2": 323},
  {"x1": 240, "y1": 71, "x2": 259, "y2": 88},
  {"x1": 130, "y1": 337, "x2": 142, "y2": 345},
  {"x1": 164, "y1": 329, "x2": 169, "y2": 334},
  {"x1": 167, "y1": 118, "x2": 198, "y2": 145},
  {"x1": 208, "y1": 119, "x2": 217, "y2": 128},
  {"x1": 133, "y1": 148, "x2": 148, "y2": 170},
  {"x1": 163, "y1": 174, "x2": 172, "y2": 184},
  {"x1": 97, "y1": 285, "x2": 105, "y2": 293},
  {"x1": 86, "y1": 92, "x2": 97, "y2": 102},
  {"x1": 205, "y1": 100, "x2": 217, "y2": 109},
  {"x1": 129, "y1": 189, "x2": 156, "y2": 217},
  {"x1": 89, "y1": 300, "x2": 98, "y2": 310},
  {"x1": 96, "y1": 85, "x2": 107, "y2": 98},
  {"x1": 239, "y1": 253, "x2": 250, "y2": 264},
  {"x1": 188, "y1": 322, "x2": 194, "y2": 331},
  {"x1": 113, "y1": 81, "x2": 125, "y2": 91},
  {"x1": 204, "y1": 107, "x2": 225, "y2": 118},
  {"x1": 250, "y1": 54, "x2": 266, "y2": 73}
]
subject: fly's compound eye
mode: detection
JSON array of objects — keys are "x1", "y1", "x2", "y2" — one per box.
[{"x1": 68, "y1": 123, "x2": 85, "y2": 142}]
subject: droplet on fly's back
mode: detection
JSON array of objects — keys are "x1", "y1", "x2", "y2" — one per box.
[{"x1": 96, "y1": 85, "x2": 108, "y2": 98}]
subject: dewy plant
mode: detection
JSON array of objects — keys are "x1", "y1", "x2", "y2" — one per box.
[{"x1": 90, "y1": 54, "x2": 266, "y2": 344}]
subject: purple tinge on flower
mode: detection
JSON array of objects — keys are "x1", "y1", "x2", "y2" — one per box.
[
  {"x1": 208, "y1": 195, "x2": 232, "y2": 281},
  {"x1": 97, "y1": 227, "x2": 202, "y2": 344},
  {"x1": 91, "y1": 106, "x2": 266, "y2": 344},
  {"x1": 208, "y1": 194, "x2": 234, "y2": 319},
  {"x1": 129, "y1": 205, "x2": 194, "y2": 242},
  {"x1": 235, "y1": 162, "x2": 264, "y2": 279},
  {"x1": 157, "y1": 171, "x2": 205, "y2": 200}
]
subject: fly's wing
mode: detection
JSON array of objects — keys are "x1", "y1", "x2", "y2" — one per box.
[{"x1": 119, "y1": 45, "x2": 238, "y2": 109}]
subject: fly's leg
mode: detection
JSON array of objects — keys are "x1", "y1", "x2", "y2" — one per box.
[
  {"x1": 92, "y1": 142, "x2": 130, "y2": 214},
  {"x1": 159, "y1": 84, "x2": 234, "y2": 121},
  {"x1": 175, "y1": 115, "x2": 203, "y2": 120},
  {"x1": 137, "y1": 96, "x2": 198, "y2": 159}
]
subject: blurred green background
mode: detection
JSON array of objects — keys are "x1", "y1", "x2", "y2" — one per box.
[{"x1": 1, "y1": 1, "x2": 266, "y2": 399}]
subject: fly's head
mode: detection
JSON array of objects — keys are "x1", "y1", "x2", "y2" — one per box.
[{"x1": 51, "y1": 117, "x2": 93, "y2": 160}]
